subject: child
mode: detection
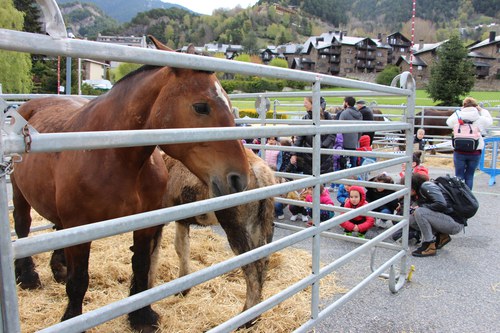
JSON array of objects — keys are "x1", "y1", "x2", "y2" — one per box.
[
  {"x1": 399, "y1": 151, "x2": 429, "y2": 181},
  {"x1": 273, "y1": 170, "x2": 288, "y2": 220},
  {"x1": 288, "y1": 188, "x2": 310, "y2": 222},
  {"x1": 304, "y1": 185, "x2": 335, "y2": 226},
  {"x1": 356, "y1": 134, "x2": 376, "y2": 180},
  {"x1": 336, "y1": 175, "x2": 363, "y2": 207},
  {"x1": 340, "y1": 186, "x2": 375, "y2": 238},
  {"x1": 366, "y1": 173, "x2": 399, "y2": 229},
  {"x1": 258, "y1": 137, "x2": 282, "y2": 170},
  {"x1": 278, "y1": 137, "x2": 293, "y2": 173},
  {"x1": 414, "y1": 128, "x2": 426, "y2": 151}
]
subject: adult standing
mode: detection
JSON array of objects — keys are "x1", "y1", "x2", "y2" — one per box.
[
  {"x1": 446, "y1": 97, "x2": 492, "y2": 189},
  {"x1": 290, "y1": 96, "x2": 336, "y2": 175},
  {"x1": 339, "y1": 96, "x2": 362, "y2": 168},
  {"x1": 356, "y1": 100, "x2": 375, "y2": 145}
]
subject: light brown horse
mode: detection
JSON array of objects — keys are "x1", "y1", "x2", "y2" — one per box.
[
  {"x1": 163, "y1": 149, "x2": 275, "y2": 327},
  {"x1": 11, "y1": 37, "x2": 249, "y2": 332}
]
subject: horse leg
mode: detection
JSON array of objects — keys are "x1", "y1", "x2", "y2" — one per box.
[
  {"x1": 216, "y1": 208, "x2": 269, "y2": 328},
  {"x1": 128, "y1": 226, "x2": 163, "y2": 333},
  {"x1": 50, "y1": 247, "x2": 67, "y2": 283},
  {"x1": 12, "y1": 178, "x2": 41, "y2": 289},
  {"x1": 174, "y1": 221, "x2": 191, "y2": 295},
  {"x1": 61, "y1": 242, "x2": 91, "y2": 322}
]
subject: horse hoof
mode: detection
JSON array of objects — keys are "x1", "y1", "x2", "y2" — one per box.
[
  {"x1": 129, "y1": 308, "x2": 159, "y2": 333},
  {"x1": 17, "y1": 271, "x2": 41, "y2": 289},
  {"x1": 52, "y1": 267, "x2": 67, "y2": 284}
]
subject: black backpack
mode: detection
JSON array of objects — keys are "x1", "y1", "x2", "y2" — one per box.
[{"x1": 433, "y1": 175, "x2": 479, "y2": 225}]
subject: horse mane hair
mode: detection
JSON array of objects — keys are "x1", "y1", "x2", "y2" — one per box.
[{"x1": 114, "y1": 65, "x2": 162, "y2": 87}]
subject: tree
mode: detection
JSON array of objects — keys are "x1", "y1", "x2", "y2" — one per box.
[
  {"x1": 375, "y1": 65, "x2": 400, "y2": 86},
  {"x1": 0, "y1": 0, "x2": 33, "y2": 93},
  {"x1": 425, "y1": 34, "x2": 475, "y2": 106}
]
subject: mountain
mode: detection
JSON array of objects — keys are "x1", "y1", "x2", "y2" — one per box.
[{"x1": 56, "y1": 0, "x2": 194, "y2": 23}]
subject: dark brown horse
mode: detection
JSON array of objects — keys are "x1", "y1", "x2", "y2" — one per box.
[
  {"x1": 163, "y1": 148, "x2": 275, "y2": 326},
  {"x1": 414, "y1": 108, "x2": 455, "y2": 136},
  {"x1": 11, "y1": 37, "x2": 249, "y2": 332}
]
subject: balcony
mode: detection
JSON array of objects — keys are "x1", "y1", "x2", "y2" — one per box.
[
  {"x1": 320, "y1": 47, "x2": 341, "y2": 56},
  {"x1": 329, "y1": 56, "x2": 341, "y2": 63}
]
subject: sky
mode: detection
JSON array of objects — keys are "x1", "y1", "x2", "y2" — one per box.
[{"x1": 162, "y1": 1, "x2": 259, "y2": 15}]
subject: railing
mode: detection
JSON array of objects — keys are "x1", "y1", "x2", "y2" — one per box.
[{"x1": 0, "y1": 1, "x2": 416, "y2": 332}]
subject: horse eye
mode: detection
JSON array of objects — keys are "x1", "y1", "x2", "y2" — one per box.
[{"x1": 193, "y1": 103, "x2": 210, "y2": 115}]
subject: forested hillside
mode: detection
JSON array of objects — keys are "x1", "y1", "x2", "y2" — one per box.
[{"x1": 53, "y1": 0, "x2": 500, "y2": 50}]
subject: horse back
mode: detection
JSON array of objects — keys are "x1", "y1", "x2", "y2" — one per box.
[{"x1": 17, "y1": 96, "x2": 89, "y2": 133}]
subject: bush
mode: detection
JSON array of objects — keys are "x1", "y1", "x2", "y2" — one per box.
[
  {"x1": 239, "y1": 109, "x2": 287, "y2": 119},
  {"x1": 376, "y1": 65, "x2": 400, "y2": 86}
]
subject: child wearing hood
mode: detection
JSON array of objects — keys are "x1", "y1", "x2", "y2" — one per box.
[{"x1": 340, "y1": 186, "x2": 375, "y2": 237}]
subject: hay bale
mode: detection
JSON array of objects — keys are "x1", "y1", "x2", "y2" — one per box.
[{"x1": 13, "y1": 212, "x2": 344, "y2": 332}]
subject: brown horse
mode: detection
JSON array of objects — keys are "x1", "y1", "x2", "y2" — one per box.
[
  {"x1": 11, "y1": 38, "x2": 249, "y2": 332},
  {"x1": 414, "y1": 108, "x2": 454, "y2": 137},
  {"x1": 163, "y1": 149, "x2": 275, "y2": 327}
]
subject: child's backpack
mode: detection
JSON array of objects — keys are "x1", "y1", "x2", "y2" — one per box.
[
  {"x1": 433, "y1": 175, "x2": 479, "y2": 225},
  {"x1": 452, "y1": 111, "x2": 481, "y2": 152}
]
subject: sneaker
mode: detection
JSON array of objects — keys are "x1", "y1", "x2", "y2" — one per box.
[
  {"x1": 436, "y1": 233, "x2": 451, "y2": 249},
  {"x1": 301, "y1": 215, "x2": 309, "y2": 222},
  {"x1": 344, "y1": 232, "x2": 353, "y2": 236},
  {"x1": 357, "y1": 233, "x2": 366, "y2": 239},
  {"x1": 412, "y1": 241, "x2": 437, "y2": 257},
  {"x1": 290, "y1": 215, "x2": 298, "y2": 221},
  {"x1": 277, "y1": 215, "x2": 285, "y2": 220}
]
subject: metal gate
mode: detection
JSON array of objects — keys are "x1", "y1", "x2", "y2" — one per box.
[{"x1": 0, "y1": 1, "x2": 417, "y2": 332}]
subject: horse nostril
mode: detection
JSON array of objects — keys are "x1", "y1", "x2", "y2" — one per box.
[{"x1": 228, "y1": 173, "x2": 247, "y2": 193}]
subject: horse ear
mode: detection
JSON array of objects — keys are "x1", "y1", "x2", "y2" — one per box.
[
  {"x1": 186, "y1": 43, "x2": 196, "y2": 54},
  {"x1": 148, "y1": 35, "x2": 173, "y2": 51}
]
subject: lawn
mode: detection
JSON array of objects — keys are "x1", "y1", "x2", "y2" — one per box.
[{"x1": 231, "y1": 89, "x2": 499, "y2": 116}]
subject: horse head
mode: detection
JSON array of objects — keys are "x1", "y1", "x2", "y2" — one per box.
[{"x1": 148, "y1": 35, "x2": 249, "y2": 196}]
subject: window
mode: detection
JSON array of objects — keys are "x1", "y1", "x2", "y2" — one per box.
[
  {"x1": 417, "y1": 66, "x2": 423, "y2": 71},
  {"x1": 400, "y1": 47, "x2": 405, "y2": 52},
  {"x1": 377, "y1": 51, "x2": 382, "y2": 57}
]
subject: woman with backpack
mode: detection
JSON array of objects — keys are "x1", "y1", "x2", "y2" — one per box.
[
  {"x1": 446, "y1": 97, "x2": 493, "y2": 189},
  {"x1": 409, "y1": 173, "x2": 465, "y2": 257}
]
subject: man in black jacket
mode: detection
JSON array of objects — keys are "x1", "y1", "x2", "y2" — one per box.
[
  {"x1": 356, "y1": 100, "x2": 375, "y2": 145},
  {"x1": 409, "y1": 173, "x2": 464, "y2": 257}
]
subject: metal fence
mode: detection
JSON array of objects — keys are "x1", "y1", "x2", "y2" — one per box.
[{"x1": 0, "y1": 1, "x2": 417, "y2": 332}]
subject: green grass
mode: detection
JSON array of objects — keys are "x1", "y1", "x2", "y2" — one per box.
[{"x1": 232, "y1": 89, "x2": 500, "y2": 115}]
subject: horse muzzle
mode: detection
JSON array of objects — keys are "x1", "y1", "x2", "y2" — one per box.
[{"x1": 211, "y1": 172, "x2": 248, "y2": 197}]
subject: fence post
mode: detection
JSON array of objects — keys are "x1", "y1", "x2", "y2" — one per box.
[{"x1": 0, "y1": 111, "x2": 21, "y2": 332}]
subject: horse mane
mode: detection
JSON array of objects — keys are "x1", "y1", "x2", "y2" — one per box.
[{"x1": 114, "y1": 65, "x2": 162, "y2": 87}]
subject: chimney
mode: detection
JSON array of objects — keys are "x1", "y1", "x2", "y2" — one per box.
[
  {"x1": 377, "y1": 32, "x2": 382, "y2": 40},
  {"x1": 489, "y1": 31, "x2": 496, "y2": 42},
  {"x1": 315, "y1": 37, "x2": 324, "y2": 45},
  {"x1": 339, "y1": 31, "x2": 343, "y2": 40},
  {"x1": 419, "y1": 39, "x2": 424, "y2": 50}
]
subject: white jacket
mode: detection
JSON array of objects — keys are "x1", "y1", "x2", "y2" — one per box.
[{"x1": 446, "y1": 106, "x2": 493, "y2": 150}]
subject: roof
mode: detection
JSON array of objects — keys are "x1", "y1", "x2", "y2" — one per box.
[
  {"x1": 469, "y1": 35, "x2": 500, "y2": 50},
  {"x1": 413, "y1": 41, "x2": 445, "y2": 55},
  {"x1": 396, "y1": 55, "x2": 427, "y2": 67},
  {"x1": 468, "y1": 51, "x2": 495, "y2": 60},
  {"x1": 472, "y1": 61, "x2": 491, "y2": 67}
]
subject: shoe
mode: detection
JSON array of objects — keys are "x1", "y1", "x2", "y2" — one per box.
[
  {"x1": 436, "y1": 233, "x2": 451, "y2": 249},
  {"x1": 392, "y1": 229, "x2": 421, "y2": 243},
  {"x1": 344, "y1": 232, "x2": 353, "y2": 236},
  {"x1": 301, "y1": 215, "x2": 309, "y2": 222},
  {"x1": 277, "y1": 215, "x2": 285, "y2": 220},
  {"x1": 290, "y1": 215, "x2": 298, "y2": 221},
  {"x1": 357, "y1": 233, "x2": 366, "y2": 239},
  {"x1": 412, "y1": 241, "x2": 437, "y2": 257}
]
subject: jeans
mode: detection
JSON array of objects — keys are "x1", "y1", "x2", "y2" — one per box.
[
  {"x1": 409, "y1": 207, "x2": 463, "y2": 242},
  {"x1": 453, "y1": 152, "x2": 481, "y2": 189},
  {"x1": 275, "y1": 202, "x2": 285, "y2": 216}
]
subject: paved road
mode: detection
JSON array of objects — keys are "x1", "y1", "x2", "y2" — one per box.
[{"x1": 273, "y1": 167, "x2": 499, "y2": 333}]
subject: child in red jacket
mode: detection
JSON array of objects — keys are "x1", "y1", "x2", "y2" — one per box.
[{"x1": 340, "y1": 185, "x2": 375, "y2": 238}]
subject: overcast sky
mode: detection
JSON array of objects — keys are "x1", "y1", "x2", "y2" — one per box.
[{"x1": 163, "y1": 1, "x2": 258, "y2": 15}]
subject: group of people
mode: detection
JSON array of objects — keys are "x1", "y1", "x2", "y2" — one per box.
[{"x1": 253, "y1": 95, "x2": 492, "y2": 258}]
